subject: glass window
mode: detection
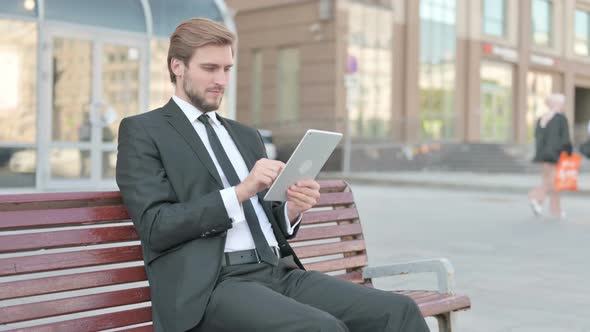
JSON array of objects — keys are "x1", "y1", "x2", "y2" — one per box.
[
  {"x1": 51, "y1": 37, "x2": 92, "y2": 142},
  {"x1": 0, "y1": 148, "x2": 36, "y2": 187},
  {"x1": 101, "y1": 43, "x2": 141, "y2": 144},
  {"x1": 277, "y1": 48, "x2": 300, "y2": 124},
  {"x1": 149, "y1": 0, "x2": 222, "y2": 38},
  {"x1": 45, "y1": 0, "x2": 146, "y2": 33},
  {"x1": 420, "y1": 0, "x2": 456, "y2": 140},
  {"x1": 149, "y1": 39, "x2": 174, "y2": 110},
  {"x1": 531, "y1": 0, "x2": 553, "y2": 47},
  {"x1": 526, "y1": 71, "x2": 553, "y2": 141},
  {"x1": 480, "y1": 61, "x2": 513, "y2": 142},
  {"x1": 0, "y1": 0, "x2": 37, "y2": 18},
  {"x1": 50, "y1": 148, "x2": 90, "y2": 179},
  {"x1": 0, "y1": 20, "x2": 37, "y2": 144},
  {"x1": 483, "y1": 0, "x2": 506, "y2": 37},
  {"x1": 347, "y1": 2, "x2": 393, "y2": 139},
  {"x1": 0, "y1": 19, "x2": 37, "y2": 188},
  {"x1": 575, "y1": 9, "x2": 590, "y2": 56},
  {"x1": 102, "y1": 150, "x2": 117, "y2": 178},
  {"x1": 251, "y1": 50, "x2": 263, "y2": 126}
]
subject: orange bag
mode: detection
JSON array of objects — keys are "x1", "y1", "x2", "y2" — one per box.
[{"x1": 554, "y1": 152, "x2": 582, "y2": 192}]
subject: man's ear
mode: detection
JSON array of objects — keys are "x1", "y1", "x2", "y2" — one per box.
[{"x1": 171, "y1": 58, "x2": 185, "y2": 79}]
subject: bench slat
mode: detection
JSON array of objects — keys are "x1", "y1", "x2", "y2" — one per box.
[
  {"x1": 315, "y1": 192, "x2": 354, "y2": 207},
  {"x1": 119, "y1": 325, "x2": 153, "y2": 332},
  {"x1": 293, "y1": 240, "x2": 366, "y2": 259},
  {"x1": 7, "y1": 306, "x2": 152, "y2": 332},
  {"x1": 0, "y1": 191, "x2": 121, "y2": 205},
  {"x1": 301, "y1": 208, "x2": 359, "y2": 225},
  {"x1": 0, "y1": 182, "x2": 344, "y2": 205},
  {"x1": 0, "y1": 287, "x2": 150, "y2": 324},
  {"x1": 400, "y1": 290, "x2": 432, "y2": 300},
  {"x1": 305, "y1": 255, "x2": 367, "y2": 273},
  {"x1": 0, "y1": 205, "x2": 129, "y2": 230},
  {"x1": 0, "y1": 266, "x2": 147, "y2": 300},
  {"x1": 0, "y1": 245, "x2": 142, "y2": 277},
  {"x1": 392, "y1": 290, "x2": 471, "y2": 316},
  {"x1": 0, "y1": 225, "x2": 139, "y2": 253},
  {"x1": 414, "y1": 292, "x2": 453, "y2": 304},
  {"x1": 289, "y1": 223, "x2": 362, "y2": 243},
  {"x1": 317, "y1": 180, "x2": 348, "y2": 193},
  {"x1": 333, "y1": 271, "x2": 364, "y2": 284},
  {"x1": 414, "y1": 294, "x2": 471, "y2": 317},
  {"x1": 406, "y1": 291, "x2": 447, "y2": 304},
  {"x1": 0, "y1": 181, "x2": 344, "y2": 206}
]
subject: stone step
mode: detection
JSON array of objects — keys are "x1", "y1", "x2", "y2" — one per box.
[{"x1": 347, "y1": 143, "x2": 590, "y2": 173}]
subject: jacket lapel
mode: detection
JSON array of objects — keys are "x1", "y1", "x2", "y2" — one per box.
[
  {"x1": 161, "y1": 99, "x2": 223, "y2": 188},
  {"x1": 217, "y1": 116, "x2": 256, "y2": 171}
]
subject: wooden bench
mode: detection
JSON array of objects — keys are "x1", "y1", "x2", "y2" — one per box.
[{"x1": 0, "y1": 180, "x2": 470, "y2": 331}]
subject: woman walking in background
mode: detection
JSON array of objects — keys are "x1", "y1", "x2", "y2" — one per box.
[
  {"x1": 580, "y1": 119, "x2": 590, "y2": 159},
  {"x1": 528, "y1": 93, "x2": 572, "y2": 219}
]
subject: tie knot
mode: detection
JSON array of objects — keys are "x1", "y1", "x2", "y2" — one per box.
[{"x1": 198, "y1": 114, "x2": 210, "y2": 125}]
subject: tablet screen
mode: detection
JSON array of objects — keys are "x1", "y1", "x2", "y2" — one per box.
[{"x1": 263, "y1": 129, "x2": 342, "y2": 201}]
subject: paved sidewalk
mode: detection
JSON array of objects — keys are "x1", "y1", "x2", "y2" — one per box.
[{"x1": 320, "y1": 171, "x2": 590, "y2": 196}]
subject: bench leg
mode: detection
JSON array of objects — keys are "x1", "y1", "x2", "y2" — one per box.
[{"x1": 435, "y1": 312, "x2": 454, "y2": 332}]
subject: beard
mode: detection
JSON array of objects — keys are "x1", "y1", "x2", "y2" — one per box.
[{"x1": 183, "y1": 75, "x2": 224, "y2": 113}]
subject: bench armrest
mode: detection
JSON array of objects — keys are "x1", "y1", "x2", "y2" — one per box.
[{"x1": 362, "y1": 258, "x2": 456, "y2": 294}]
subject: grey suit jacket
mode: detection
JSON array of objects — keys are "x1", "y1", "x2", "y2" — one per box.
[{"x1": 116, "y1": 99, "x2": 303, "y2": 332}]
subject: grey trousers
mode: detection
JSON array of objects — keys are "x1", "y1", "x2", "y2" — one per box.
[{"x1": 191, "y1": 256, "x2": 429, "y2": 332}]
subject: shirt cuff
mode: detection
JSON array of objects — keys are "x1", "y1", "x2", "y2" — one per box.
[
  {"x1": 284, "y1": 202, "x2": 301, "y2": 235},
  {"x1": 220, "y1": 187, "x2": 245, "y2": 224}
]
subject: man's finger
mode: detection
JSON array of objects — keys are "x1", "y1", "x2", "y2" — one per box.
[
  {"x1": 287, "y1": 198, "x2": 312, "y2": 212},
  {"x1": 295, "y1": 180, "x2": 320, "y2": 190},
  {"x1": 287, "y1": 189, "x2": 317, "y2": 206},
  {"x1": 287, "y1": 196, "x2": 309, "y2": 211},
  {"x1": 259, "y1": 174, "x2": 274, "y2": 187},
  {"x1": 290, "y1": 185, "x2": 320, "y2": 199},
  {"x1": 260, "y1": 159, "x2": 285, "y2": 169},
  {"x1": 260, "y1": 168, "x2": 280, "y2": 180}
]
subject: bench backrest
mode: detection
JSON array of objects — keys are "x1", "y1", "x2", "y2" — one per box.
[{"x1": 0, "y1": 180, "x2": 366, "y2": 331}]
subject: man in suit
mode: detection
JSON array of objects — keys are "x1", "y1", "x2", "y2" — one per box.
[{"x1": 116, "y1": 18, "x2": 428, "y2": 332}]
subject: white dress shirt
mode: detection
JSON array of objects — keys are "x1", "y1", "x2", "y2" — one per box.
[{"x1": 172, "y1": 96, "x2": 300, "y2": 252}]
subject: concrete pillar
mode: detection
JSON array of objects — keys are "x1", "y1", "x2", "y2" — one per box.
[
  {"x1": 404, "y1": 0, "x2": 420, "y2": 142},
  {"x1": 391, "y1": 0, "x2": 405, "y2": 142},
  {"x1": 515, "y1": 0, "x2": 532, "y2": 144}
]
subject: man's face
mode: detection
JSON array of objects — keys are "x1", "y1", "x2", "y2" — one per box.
[{"x1": 174, "y1": 44, "x2": 233, "y2": 112}]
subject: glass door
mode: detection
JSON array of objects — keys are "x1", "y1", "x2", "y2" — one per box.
[
  {"x1": 40, "y1": 26, "x2": 146, "y2": 190},
  {"x1": 480, "y1": 61, "x2": 513, "y2": 142},
  {"x1": 99, "y1": 43, "x2": 142, "y2": 180},
  {"x1": 481, "y1": 85, "x2": 510, "y2": 142}
]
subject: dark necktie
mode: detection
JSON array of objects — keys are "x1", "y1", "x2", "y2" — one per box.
[{"x1": 198, "y1": 114, "x2": 278, "y2": 265}]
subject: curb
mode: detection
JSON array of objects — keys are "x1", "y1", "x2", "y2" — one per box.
[{"x1": 318, "y1": 174, "x2": 590, "y2": 197}]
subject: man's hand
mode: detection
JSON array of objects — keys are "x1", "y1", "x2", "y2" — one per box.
[
  {"x1": 235, "y1": 159, "x2": 285, "y2": 202},
  {"x1": 286, "y1": 180, "x2": 320, "y2": 223}
]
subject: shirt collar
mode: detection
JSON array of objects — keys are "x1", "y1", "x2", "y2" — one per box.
[{"x1": 172, "y1": 95, "x2": 221, "y2": 126}]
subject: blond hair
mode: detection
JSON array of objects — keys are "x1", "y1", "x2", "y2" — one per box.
[
  {"x1": 545, "y1": 93, "x2": 566, "y2": 112},
  {"x1": 167, "y1": 18, "x2": 235, "y2": 84}
]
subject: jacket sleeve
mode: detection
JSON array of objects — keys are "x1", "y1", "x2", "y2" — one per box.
[
  {"x1": 558, "y1": 115, "x2": 573, "y2": 155},
  {"x1": 116, "y1": 117, "x2": 233, "y2": 253},
  {"x1": 272, "y1": 201, "x2": 301, "y2": 239}
]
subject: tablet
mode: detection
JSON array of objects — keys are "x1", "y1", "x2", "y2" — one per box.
[{"x1": 264, "y1": 129, "x2": 342, "y2": 202}]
